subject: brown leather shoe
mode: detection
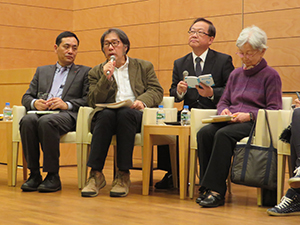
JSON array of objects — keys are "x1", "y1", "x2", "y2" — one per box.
[
  {"x1": 110, "y1": 171, "x2": 130, "y2": 197},
  {"x1": 81, "y1": 170, "x2": 106, "y2": 197}
]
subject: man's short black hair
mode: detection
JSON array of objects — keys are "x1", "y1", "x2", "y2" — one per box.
[
  {"x1": 189, "y1": 18, "x2": 216, "y2": 38},
  {"x1": 56, "y1": 31, "x2": 79, "y2": 46},
  {"x1": 100, "y1": 28, "x2": 130, "y2": 54}
]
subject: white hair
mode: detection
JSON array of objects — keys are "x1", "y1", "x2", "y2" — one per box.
[{"x1": 236, "y1": 25, "x2": 268, "y2": 51}]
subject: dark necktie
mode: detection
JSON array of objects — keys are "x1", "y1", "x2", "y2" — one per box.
[{"x1": 195, "y1": 57, "x2": 202, "y2": 76}]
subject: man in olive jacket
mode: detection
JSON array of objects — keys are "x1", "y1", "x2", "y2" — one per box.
[{"x1": 81, "y1": 28, "x2": 163, "y2": 198}]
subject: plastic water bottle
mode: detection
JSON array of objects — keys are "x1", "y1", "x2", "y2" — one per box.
[
  {"x1": 3, "y1": 102, "x2": 12, "y2": 121},
  {"x1": 181, "y1": 105, "x2": 191, "y2": 126},
  {"x1": 156, "y1": 105, "x2": 166, "y2": 125}
]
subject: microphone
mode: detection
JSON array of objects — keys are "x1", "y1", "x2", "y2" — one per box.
[
  {"x1": 106, "y1": 55, "x2": 116, "y2": 76},
  {"x1": 183, "y1": 70, "x2": 189, "y2": 81}
]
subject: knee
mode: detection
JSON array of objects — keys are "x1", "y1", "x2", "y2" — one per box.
[
  {"x1": 37, "y1": 116, "x2": 56, "y2": 131},
  {"x1": 94, "y1": 109, "x2": 115, "y2": 124},
  {"x1": 197, "y1": 125, "x2": 210, "y2": 140},
  {"x1": 117, "y1": 108, "x2": 141, "y2": 125},
  {"x1": 20, "y1": 114, "x2": 37, "y2": 129},
  {"x1": 292, "y1": 108, "x2": 300, "y2": 124}
]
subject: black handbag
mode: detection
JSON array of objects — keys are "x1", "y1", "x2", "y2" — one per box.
[{"x1": 231, "y1": 110, "x2": 277, "y2": 190}]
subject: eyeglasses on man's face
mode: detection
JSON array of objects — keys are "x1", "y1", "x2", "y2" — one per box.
[
  {"x1": 188, "y1": 30, "x2": 210, "y2": 37},
  {"x1": 103, "y1": 40, "x2": 120, "y2": 48},
  {"x1": 236, "y1": 50, "x2": 259, "y2": 59}
]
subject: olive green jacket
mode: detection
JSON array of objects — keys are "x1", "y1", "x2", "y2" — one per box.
[{"x1": 88, "y1": 57, "x2": 163, "y2": 122}]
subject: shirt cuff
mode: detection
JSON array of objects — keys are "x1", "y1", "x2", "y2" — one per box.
[
  {"x1": 66, "y1": 102, "x2": 73, "y2": 110},
  {"x1": 176, "y1": 90, "x2": 186, "y2": 100},
  {"x1": 31, "y1": 99, "x2": 37, "y2": 109},
  {"x1": 207, "y1": 95, "x2": 214, "y2": 101}
]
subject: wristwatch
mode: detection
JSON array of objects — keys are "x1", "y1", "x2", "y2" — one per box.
[{"x1": 249, "y1": 112, "x2": 253, "y2": 121}]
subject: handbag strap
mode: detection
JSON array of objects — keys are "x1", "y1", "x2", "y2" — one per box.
[
  {"x1": 245, "y1": 121, "x2": 256, "y2": 145},
  {"x1": 263, "y1": 109, "x2": 274, "y2": 148}
]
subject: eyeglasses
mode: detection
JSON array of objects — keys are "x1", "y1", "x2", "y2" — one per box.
[
  {"x1": 188, "y1": 30, "x2": 210, "y2": 37},
  {"x1": 103, "y1": 40, "x2": 120, "y2": 48},
  {"x1": 236, "y1": 50, "x2": 259, "y2": 59}
]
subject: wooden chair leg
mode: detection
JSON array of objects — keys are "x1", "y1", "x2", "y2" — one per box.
[
  {"x1": 257, "y1": 188, "x2": 262, "y2": 206},
  {"x1": 277, "y1": 154, "x2": 286, "y2": 204},
  {"x1": 11, "y1": 142, "x2": 20, "y2": 186},
  {"x1": 81, "y1": 144, "x2": 90, "y2": 188},
  {"x1": 189, "y1": 148, "x2": 197, "y2": 199},
  {"x1": 22, "y1": 154, "x2": 28, "y2": 181},
  {"x1": 227, "y1": 172, "x2": 232, "y2": 194},
  {"x1": 113, "y1": 146, "x2": 117, "y2": 178},
  {"x1": 169, "y1": 144, "x2": 178, "y2": 188},
  {"x1": 76, "y1": 143, "x2": 83, "y2": 189}
]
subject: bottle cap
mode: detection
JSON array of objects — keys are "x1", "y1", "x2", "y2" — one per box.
[
  {"x1": 158, "y1": 105, "x2": 163, "y2": 108},
  {"x1": 183, "y1": 105, "x2": 189, "y2": 109},
  {"x1": 5, "y1": 102, "x2": 10, "y2": 106}
]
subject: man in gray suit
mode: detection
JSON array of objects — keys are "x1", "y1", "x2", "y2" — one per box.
[
  {"x1": 20, "y1": 31, "x2": 91, "y2": 192},
  {"x1": 81, "y1": 28, "x2": 163, "y2": 198}
]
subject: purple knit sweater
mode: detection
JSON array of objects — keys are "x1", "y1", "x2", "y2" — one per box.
[{"x1": 217, "y1": 58, "x2": 282, "y2": 120}]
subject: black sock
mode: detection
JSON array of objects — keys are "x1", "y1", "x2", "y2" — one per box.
[
  {"x1": 30, "y1": 169, "x2": 40, "y2": 175},
  {"x1": 48, "y1": 172, "x2": 58, "y2": 176},
  {"x1": 293, "y1": 188, "x2": 300, "y2": 194}
]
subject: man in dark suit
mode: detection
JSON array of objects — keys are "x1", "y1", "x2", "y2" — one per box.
[
  {"x1": 20, "y1": 31, "x2": 91, "y2": 192},
  {"x1": 156, "y1": 18, "x2": 234, "y2": 190}
]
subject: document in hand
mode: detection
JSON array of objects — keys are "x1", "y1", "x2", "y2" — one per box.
[
  {"x1": 202, "y1": 115, "x2": 233, "y2": 123},
  {"x1": 95, "y1": 99, "x2": 133, "y2": 109},
  {"x1": 27, "y1": 111, "x2": 60, "y2": 114},
  {"x1": 185, "y1": 74, "x2": 215, "y2": 88}
]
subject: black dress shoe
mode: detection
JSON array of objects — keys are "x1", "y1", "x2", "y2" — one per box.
[
  {"x1": 37, "y1": 173, "x2": 61, "y2": 192},
  {"x1": 21, "y1": 173, "x2": 43, "y2": 192},
  {"x1": 155, "y1": 172, "x2": 173, "y2": 189},
  {"x1": 199, "y1": 193, "x2": 225, "y2": 208},
  {"x1": 195, "y1": 186, "x2": 211, "y2": 203}
]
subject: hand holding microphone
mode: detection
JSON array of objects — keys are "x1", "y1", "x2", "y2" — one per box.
[
  {"x1": 105, "y1": 55, "x2": 116, "y2": 80},
  {"x1": 177, "y1": 70, "x2": 189, "y2": 95},
  {"x1": 182, "y1": 70, "x2": 189, "y2": 81}
]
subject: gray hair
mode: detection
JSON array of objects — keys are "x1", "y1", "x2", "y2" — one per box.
[{"x1": 236, "y1": 25, "x2": 268, "y2": 51}]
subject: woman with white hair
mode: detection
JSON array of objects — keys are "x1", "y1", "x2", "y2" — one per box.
[{"x1": 195, "y1": 25, "x2": 282, "y2": 208}]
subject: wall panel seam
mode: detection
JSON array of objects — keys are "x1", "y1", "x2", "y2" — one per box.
[
  {"x1": 0, "y1": 2, "x2": 72, "y2": 11},
  {"x1": 73, "y1": 0, "x2": 148, "y2": 11}
]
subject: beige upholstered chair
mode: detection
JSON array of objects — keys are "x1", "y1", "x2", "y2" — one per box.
[
  {"x1": 189, "y1": 108, "x2": 217, "y2": 199},
  {"x1": 80, "y1": 97, "x2": 178, "y2": 189},
  {"x1": 276, "y1": 109, "x2": 293, "y2": 203},
  {"x1": 11, "y1": 106, "x2": 84, "y2": 189},
  {"x1": 254, "y1": 109, "x2": 280, "y2": 205}
]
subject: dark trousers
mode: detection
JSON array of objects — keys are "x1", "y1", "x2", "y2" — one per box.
[
  {"x1": 87, "y1": 107, "x2": 143, "y2": 172},
  {"x1": 291, "y1": 108, "x2": 300, "y2": 171},
  {"x1": 197, "y1": 121, "x2": 253, "y2": 197},
  {"x1": 20, "y1": 112, "x2": 75, "y2": 173}
]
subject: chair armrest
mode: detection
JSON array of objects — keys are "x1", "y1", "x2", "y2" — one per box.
[
  {"x1": 190, "y1": 108, "x2": 217, "y2": 149},
  {"x1": 160, "y1": 96, "x2": 175, "y2": 108},
  {"x1": 282, "y1": 97, "x2": 293, "y2": 110},
  {"x1": 81, "y1": 107, "x2": 94, "y2": 144},
  {"x1": 12, "y1": 106, "x2": 26, "y2": 142},
  {"x1": 255, "y1": 109, "x2": 279, "y2": 148}
]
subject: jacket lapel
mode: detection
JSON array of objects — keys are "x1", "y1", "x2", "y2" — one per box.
[
  {"x1": 128, "y1": 58, "x2": 137, "y2": 94},
  {"x1": 46, "y1": 65, "x2": 57, "y2": 93},
  {"x1": 61, "y1": 64, "x2": 79, "y2": 99},
  {"x1": 202, "y1": 49, "x2": 216, "y2": 75},
  {"x1": 186, "y1": 53, "x2": 197, "y2": 76}
]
